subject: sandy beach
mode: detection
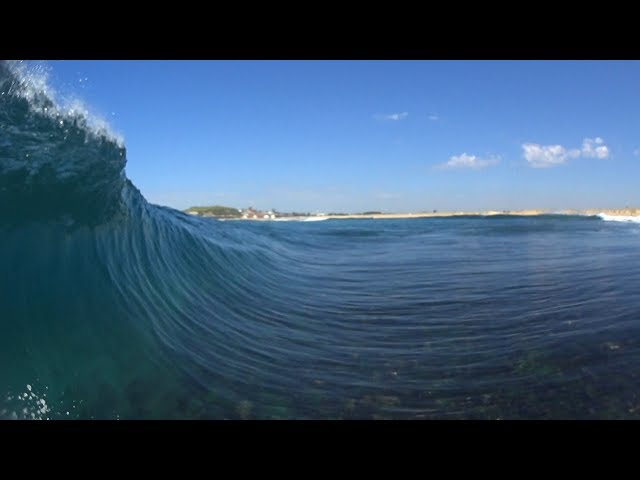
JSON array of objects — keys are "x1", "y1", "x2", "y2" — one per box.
[
  {"x1": 314, "y1": 208, "x2": 640, "y2": 221},
  {"x1": 216, "y1": 208, "x2": 640, "y2": 222}
]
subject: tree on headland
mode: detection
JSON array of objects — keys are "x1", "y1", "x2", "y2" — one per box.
[{"x1": 185, "y1": 205, "x2": 242, "y2": 218}]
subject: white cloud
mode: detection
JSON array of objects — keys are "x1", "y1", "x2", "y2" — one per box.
[
  {"x1": 634, "y1": 148, "x2": 640, "y2": 156},
  {"x1": 374, "y1": 112, "x2": 408, "y2": 121},
  {"x1": 428, "y1": 115, "x2": 439, "y2": 121},
  {"x1": 581, "y1": 137, "x2": 610, "y2": 159},
  {"x1": 438, "y1": 153, "x2": 499, "y2": 170},
  {"x1": 522, "y1": 137, "x2": 610, "y2": 168},
  {"x1": 522, "y1": 144, "x2": 579, "y2": 168}
]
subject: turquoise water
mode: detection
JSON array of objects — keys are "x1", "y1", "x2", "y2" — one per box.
[{"x1": 2, "y1": 60, "x2": 640, "y2": 419}]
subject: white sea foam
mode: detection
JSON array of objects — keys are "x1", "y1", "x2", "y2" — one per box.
[
  {"x1": 272, "y1": 217, "x2": 330, "y2": 222},
  {"x1": 597, "y1": 213, "x2": 640, "y2": 223},
  {"x1": 4, "y1": 60, "x2": 124, "y2": 147}
]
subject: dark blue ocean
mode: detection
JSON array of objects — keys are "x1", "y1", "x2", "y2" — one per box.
[{"x1": 2, "y1": 60, "x2": 640, "y2": 420}]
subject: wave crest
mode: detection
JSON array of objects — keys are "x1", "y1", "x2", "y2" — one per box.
[{"x1": 0, "y1": 61, "x2": 129, "y2": 225}]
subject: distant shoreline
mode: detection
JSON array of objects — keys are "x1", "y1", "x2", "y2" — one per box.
[
  {"x1": 320, "y1": 208, "x2": 640, "y2": 220},
  {"x1": 212, "y1": 208, "x2": 640, "y2": 221}
]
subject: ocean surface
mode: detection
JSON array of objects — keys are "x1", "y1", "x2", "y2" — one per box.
[{"x1": 2, "y1": 60, "x2": 640, "y2": 420}]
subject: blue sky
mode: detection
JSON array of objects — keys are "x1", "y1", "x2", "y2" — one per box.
[{"x1": 44, "y1": 60, "x2": 640, "y2": 212}]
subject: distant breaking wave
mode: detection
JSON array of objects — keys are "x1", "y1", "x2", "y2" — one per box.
[{"x1": 597, "y1": 213, "x2": 640, "y2": 223}]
